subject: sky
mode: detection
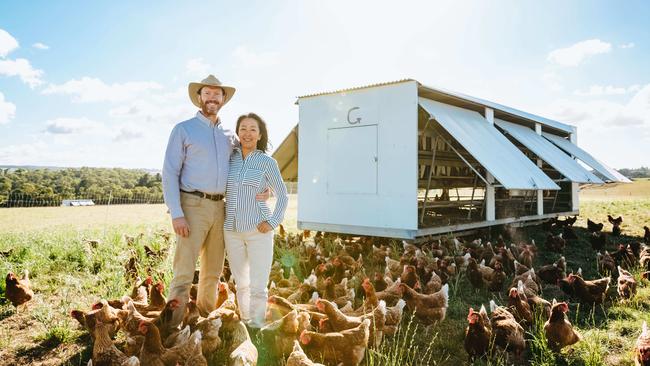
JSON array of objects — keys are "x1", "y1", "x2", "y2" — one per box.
[{"x1": 0, "y1": 1, "x2": 649, "y2": 170}]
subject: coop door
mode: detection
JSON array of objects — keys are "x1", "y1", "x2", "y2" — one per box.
[{"x1": 326, "y1": 125, "x2": 378, "y2": 194}]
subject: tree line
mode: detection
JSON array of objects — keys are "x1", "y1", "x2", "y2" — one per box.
[{"x1": 0, "y1": 167, "x2": 163, "y2": 207}]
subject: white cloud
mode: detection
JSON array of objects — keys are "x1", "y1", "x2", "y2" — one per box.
[
  {"x1": 619, "y1": 42, "x2": 635, "y2": 49},
  {"x1": 108, "y1": 87, "x2": 195, "y2": 125},
  {"x1": 113, "y1": 127, "x2": 144, "y2": 142},
  {"x1": 0, "y1": 92, "x2": 16, "y2": 124},
  {"x1": 547, "y1": 39, "x2": 612, "y2": 67},
  {"x1": 32, "y1": 42, "x2": 49, "y2": 50},
  {"x1": 44, "y1": 117, "x2": 103, "y2": 134},
  {"x1": 545, "y1": 83, "x2": 650, "y2": 129},
  {"x1": 0, "y1": 140, "x2": 48, "y2": 164},
  {"x1": 0, "y1": 29, "x2": 19, "y2": 58},
  {"x1": 42, "y1": 77, "x2": 163, "y2": 102},
  {"x1": 232, "y1": 46, "x2": 279, "y2": 68},
  {"x1": 0, "y1": 58, "x2": 44, "y2": 88},
  {"x1": 574, "y1": 84, "x2": 640, "y2": 96}
]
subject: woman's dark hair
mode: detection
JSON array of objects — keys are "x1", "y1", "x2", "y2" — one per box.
[{"x1": 236, "y1": 113, "x2": 269, "y2": 152}]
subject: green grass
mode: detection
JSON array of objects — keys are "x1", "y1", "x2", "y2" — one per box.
[{"x1": 0, "y1": 185, "x2": 649, "y2": 365}]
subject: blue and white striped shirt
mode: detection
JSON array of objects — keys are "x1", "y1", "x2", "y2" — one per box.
[
  {"x1": 224, "y1": 148, "x2": 288, "y2": 232},
  {"x1": 162, "y1": 112, "x2": 236, "y2": 219}
]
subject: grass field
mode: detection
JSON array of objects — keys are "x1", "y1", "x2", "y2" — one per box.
[{"x1": 0, "y1": 183, "x2": 648, "y2": 365}]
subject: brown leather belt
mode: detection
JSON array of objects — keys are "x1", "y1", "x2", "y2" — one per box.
[{"x1": 181, "y1": 190, "x2": 224, "y2": 201}]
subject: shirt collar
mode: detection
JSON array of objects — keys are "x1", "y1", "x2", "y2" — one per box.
[{"x1": 195, "y1": 111, "x2": 221, "y2": 128}]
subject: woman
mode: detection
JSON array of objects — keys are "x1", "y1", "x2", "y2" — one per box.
[{"x1": 224, "y1": 112, "x2": 288, "y2": 329}]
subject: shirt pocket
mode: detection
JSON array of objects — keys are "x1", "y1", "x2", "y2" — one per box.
[{"x1": 241, "y1": 168, "x2": 264, "y2": 188}]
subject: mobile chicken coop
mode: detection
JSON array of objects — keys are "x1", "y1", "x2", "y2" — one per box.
[{"x1": 273, "y1": 79, "x2": 630, "y2": 239}]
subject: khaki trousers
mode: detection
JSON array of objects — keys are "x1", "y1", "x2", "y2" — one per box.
[
  {"x1": 224, "y1": 229, "x2": 274, "y2": 328},
  {"x1": 168, "y1": 192, "x2": 225, "y2": 326}
]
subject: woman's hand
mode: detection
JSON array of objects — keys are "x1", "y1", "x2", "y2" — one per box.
[{"x1": 257, "y1": 221, "x2": 273, "y2": 233}]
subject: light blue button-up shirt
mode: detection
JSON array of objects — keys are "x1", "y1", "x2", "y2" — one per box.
[
  {"x1": 224, "y1": 148, "x2": 288, "y2": 232},
  {"x1": 162, "y1": 111, "x2": 236, "y2": 219}
]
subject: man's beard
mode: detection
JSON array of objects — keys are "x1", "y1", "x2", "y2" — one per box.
[{"x1": 201, "y1": 101, "x2": 221, "y2": 116}]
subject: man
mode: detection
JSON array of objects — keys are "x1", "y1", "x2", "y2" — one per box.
[{"x1": 162, "y1": 74, "x2": 240, "y2": 325}]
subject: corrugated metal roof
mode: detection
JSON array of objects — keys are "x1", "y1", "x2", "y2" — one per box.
[
  {"x1": 542, "y1": 133, "x2": 631, "y2": 183},
  {"x1": 419, "y1": 98, "x2": 560, "y2": 190},
  {"x1": 297, "y1": 79, "x2": 575, "y2": 134},
  {"x1": 495, "y1": 119, "x2": 604, "y2": 184},
  {"x1": 296, "y1": 79, "x2": 416, "y2": 99}
]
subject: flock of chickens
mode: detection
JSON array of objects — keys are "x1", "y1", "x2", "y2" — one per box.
[{"x1": 4, "y1": 220, "x2": 650, "y2": 365}]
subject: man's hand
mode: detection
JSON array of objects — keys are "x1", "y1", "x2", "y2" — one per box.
[
  {"x1": 172, "y1": 217, "x2": 190, "y2": 237},
  {"x1": 255, "y1": 188, "x2": 271, "y2": 202},
  {"x1": 257, "y1": 221, "x2": 273, "y2": 233}
]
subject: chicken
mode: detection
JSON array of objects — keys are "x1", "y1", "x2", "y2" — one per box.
[
  {"x1": 5, "y1": 270, "x2": 34, "y2": 307},
  {"x1": 423, "y1": 269, "x2": 442, "y2": 294},
  {"x1": 229, "y1": 321, "x2": 258, "y2": 366},
  {"x1": 597, "y1": 251, "x2": 617, "y2": 276},
  {"x1": 260, "y1": 309, "x2": 302, "y2": 357},
  {"x1": 88, "y1": 316, "x2": 139, "y2": 366},
  {"x1": 489, "y1": 300, "x2": 525, "y2": 357},
  {"x1": 517, "y1": 246, "x2": 534, "y2": 269},
  {"x1": 645, "y1": 226, "x2": 650, "y2": 244},
  {"x1": 545, "y1": 233, "x2": 565, "y2": 253},
  {"x1": 617, "y1": 266, "x2": 637, "y2": 300},
  {"x1": 138, "y1": 321, "x2": 197, "y2": 366},
  {"x1": 464, "y1": 305, "x2": 492, "y2": 362},
  {"x1": 300, "y1": 318, "x2": 370, "y2": 366},
  {"x1": 195, "y1": 316, "x2": 222, "y2": 358},
  {"x1": 614, "y1": 243, "x2": 636, "y2": 270},
  {"x1": 486, "y1": 261, "x2": 507, "y2": 293},
  {"x1": 587, "y1": 219, "x2": 604, "y2": 233},
  {"x1": 566, "y1": 272, "x2": 611, "y2": 304},
  {"x1": 635, "y1": 321, "x2": 650, "y2": 366},
  {"x1": 507, "y1": 282, "x2": 533, "y2": 327},
  {"x1": 131, "y1": 276, "x2": 153, "y2": 304},
  {"x1": 466, "y1": 258, "x2": 485, "y2": 290},
  {"x1": 399, "y1": 283, "x2": 448, "y2": 324},
  {"x1": 399, "y1": 265, "x2": 419, "y2": 289},
  {"x1": 286, "y1": 340, "x2": 326, "y2": 366},
  {"x1": 369, "y1": 278, "x2": 402, "y2": 307},
  {"x1": 544, "y1": 300, "x2": 580, "y2": 352},
  {"x1": 562, "y1": 226, "x2": 578, "y2": 240},
  {"x1": 149, "y1": 281, "x2": 167, "y2": 311},
  {"x1": 608, "y1": 215, "x2": 623, "y2": 236},
  {"x1": 590, "y1": 231, "x2": 607, "y2": 251},
  {"x1": 538, "y1": 257, "x2": 566, "y2": 285},
  {"x1": 315, "y1": 298, "x2": 386, "y2": 347},
  {"x1": 382, "y1": 299, "x2": 406, "y2": 336}
]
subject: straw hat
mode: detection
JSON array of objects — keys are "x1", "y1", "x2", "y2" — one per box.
[{"x1": 188, "y1": 74, "x2": 236, "y2": 108}]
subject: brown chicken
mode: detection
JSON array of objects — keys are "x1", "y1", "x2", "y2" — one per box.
[
  {"x1": 567, "y1": 272, "x2": 611, "y2": 304},
  {"x1": 644, "y1": 226, "x2": 650, "y2": 244},
  {"x1": 544, "y1": 300, "x2": 580, "y2": 352},
  {"x1": 260, "y1": 309, "x2": 302, "y2": 358},
  {"x1": 617, "y1": 266, "x2": 637, "y2": 300},
  {"x1": 537, "y1": 256, "x2": 566, "y2": 285},
  {"x1": 131, "y1": 276, "x2": 153, "y2": 303},
  {"x1": 507, "y1": 282, "x2": 533, "y2": 327},
  {"x1": 464, "y1": 305, "x2": 492, "y2": 362},
  {"x1": 382, "y1": 299, "x2": 406, "y2": 336},
  {"x1": 399, "y1": 283, "x2": 448, "y2": 324},
  {"x1": 89, "y1": 316, "x2": 138, "y2": 366},
  {"x1": 399, "y1": 265, "x2": 419, "y2": 289},
  {"x1": 286, "y1": 340, "x2": 326, "y2": 366},
  {"x1": 546, "y1": 233, "x2": 565, "y2": 253},
  {"x1": 608, "y1": 215, "x2": 623, "y2": 236},
  {"x1": 489, "y1": 300, "x2": 525, "y2": 357},
  {"x1": 230, "y1": 321, "x2": 258, "y2": 366},
  {"x1": 138, "y1": 320, "x2": 197, "y2": 366},
  {"x1": 195, "y1": 316, "x2": 223, "y2": 358},
  {"x1": 597, "y1": 251, "x2": 617, "y2": 275},
  {"x1": 300, "y1": 318, "x2": 370, "y2": 366},
  {"x1": 635, "y1": 321, "x2": 650, "y2": 366},
  {"x1": 5, "y1": 270, "x2": 34, "y2": 307},
  {"x1": 315, "y1": 298, "x2": 386, "y2": 347}
]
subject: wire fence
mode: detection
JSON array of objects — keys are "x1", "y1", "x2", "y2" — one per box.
[{"x1": 0, "y1": 182, "x2": 298, "y2": 208}]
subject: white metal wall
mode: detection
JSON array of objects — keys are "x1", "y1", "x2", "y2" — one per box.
[{"x1": 297, "y1": 81, "x2": 419, "y2": 235}]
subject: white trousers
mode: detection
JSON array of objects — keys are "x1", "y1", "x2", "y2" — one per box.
[{"x1": 224, "y1": 229, "x2": 274, "y2": 328}]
